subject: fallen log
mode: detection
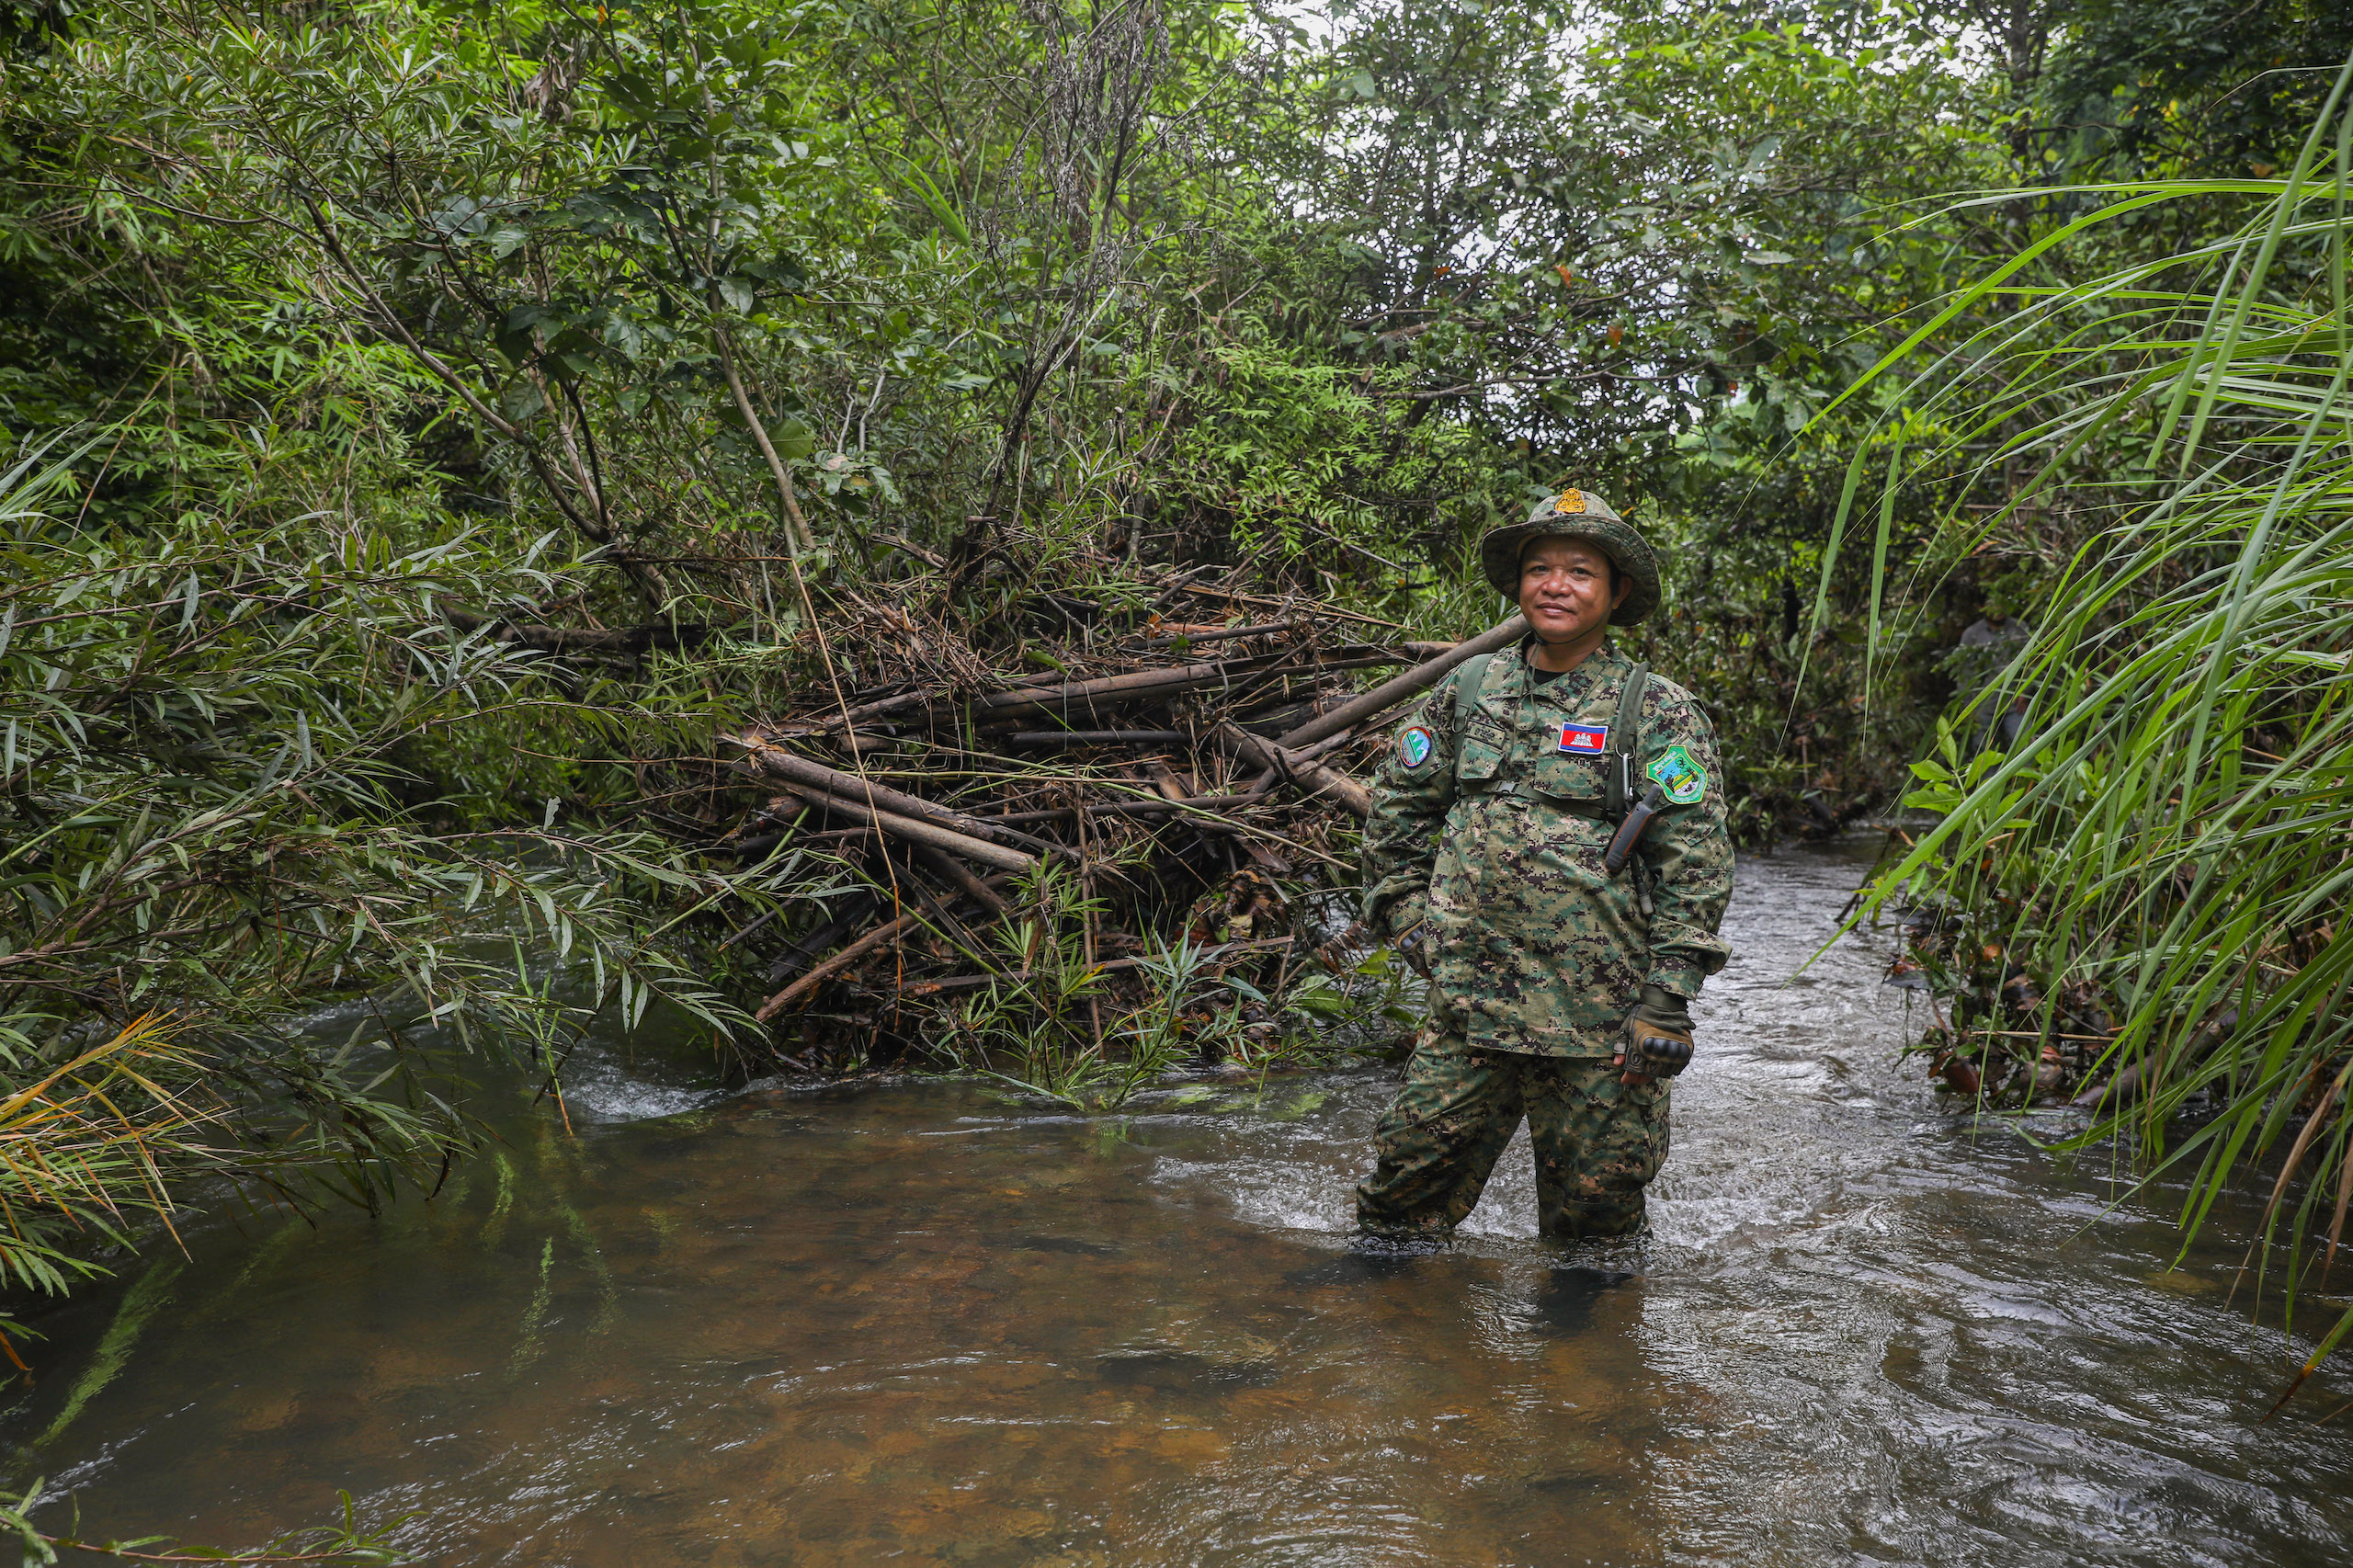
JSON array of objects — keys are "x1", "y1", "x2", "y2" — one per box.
[
  {"x1": 965, "y1": 657, "x2": 1266, "y2": 715},
  {"x1": 954, "y1": 649, "x2": 1409, "y2": 724},
  {"x1": 717, "y1": 591, "x2": 1493, "y2": 1046},
  {"x1": 952, "y1": 653, "x2": 1329, "y2": 725},
  {"x1": 823, "y1": 642, "x2": 1410, "y2": 733},
  {"x1": 976, "y1": 792, "x2": 1274, "y2": 826},
  {"x1": 830, "y1": 652, "x2": 1280, "y2": 730}
]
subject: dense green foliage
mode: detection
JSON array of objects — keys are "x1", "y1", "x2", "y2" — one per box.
[
  {"x1": 1852, "y1": 80, "x2": 2353, "y2": 1378},
  {"x1": 1814, "y1": 10, "x2": 2353, "y2": 1386},
  {"x1": 0, "y1": 440, "x2": 751, "y2": 1314},
  {"x1": 2, "y1": 0, "x2": 2349, "y2": 1393},
  {"x1": 0, "y1": 0, "x2": 1999, "y2": 1298}
]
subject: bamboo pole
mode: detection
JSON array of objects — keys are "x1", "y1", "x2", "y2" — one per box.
[
  {"x1": 1273, "y1": 614, "x2": 1528, "y2": 750},
  {"x1": 895, "y1": 937, "x2": 1295, "y2": 996},
  {"x1": 956, "y1": 649, "x2": 1406, "y2": 722},
  {"x1": 827, "y1": 652, "x2": 1281, "y2": 728},
  {"x1": 771, "y1": 783, "x2": 1039, "y2": 873},
  {"x1": 910, "y1": 843, "x2": 1011, "y2": 915},
  {"x1": 967, "y1": 658, "x2": 1256, "y2": 713},
  {"x1": 1006, "y1": 730, "x2": 1189, "y2": 746},
  {"x1": 727, "y1": 734, "x2": 998, "y2": 836},
  {"x1": 988, "y1": 791, "x2": 1269, "y2": 824},
  {"x1": 756, "y1": 911, "x2": 926, "y2": 1019},
  {"x1": 1210, "y1": 722, "x2": 1374, "y2": 818}
]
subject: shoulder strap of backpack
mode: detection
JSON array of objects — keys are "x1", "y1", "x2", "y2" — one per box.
[
  {"x1": 1604, "y1": 663, "x2": 1650, "y2": 819},
  {"x1": 1449, "y1": 653, "x2": 1495, "y2": 766}
]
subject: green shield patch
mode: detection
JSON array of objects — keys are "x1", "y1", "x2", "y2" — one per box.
[{"x1": 1647, "y1": 744, "x2": 1707, "y2": 805}]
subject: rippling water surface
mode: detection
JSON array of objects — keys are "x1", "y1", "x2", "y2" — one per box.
[{"x1": 8, "y1": 841, "x2": 2352, "y2": 1566}]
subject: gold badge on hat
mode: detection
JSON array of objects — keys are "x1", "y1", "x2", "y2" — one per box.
[{"x1": 1552, "y1": 488, "x2": 1584, "y2": 514}]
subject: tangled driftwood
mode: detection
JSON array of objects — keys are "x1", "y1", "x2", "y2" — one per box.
[{"x1": 716, "y1": 605, "x2": 1527, "y2": 1050}]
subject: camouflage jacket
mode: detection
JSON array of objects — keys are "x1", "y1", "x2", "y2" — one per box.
[{"x1": 1360, "y1": 640, "x2": 1734, "y2": 1059}]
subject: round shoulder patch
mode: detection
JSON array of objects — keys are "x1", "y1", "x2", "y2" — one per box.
[{"x1": 1397, "y1": 725, "x2": 1436, "y2": 770}]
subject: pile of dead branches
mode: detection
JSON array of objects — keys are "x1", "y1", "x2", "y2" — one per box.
[{"x1": 714, "y1": 595, "x2": 1526, "y2": 1073}]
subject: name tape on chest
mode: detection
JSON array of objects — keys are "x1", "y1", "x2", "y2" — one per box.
[{"x1": 1556, "y1": 722, "x2": 1609, "y2": 755}]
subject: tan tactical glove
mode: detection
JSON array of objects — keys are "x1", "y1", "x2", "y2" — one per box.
[{"x1": 1616, "y1": 984, "x2": 1694, "y2": 1085}]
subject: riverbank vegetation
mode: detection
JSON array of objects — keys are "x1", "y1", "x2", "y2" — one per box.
[
  {"x1": 2, "y1": 0, "x2": 2349, "y2": 1371},
  {"x1": 1850, "y1": 62, "x2": 2353, "y2": 1387}
]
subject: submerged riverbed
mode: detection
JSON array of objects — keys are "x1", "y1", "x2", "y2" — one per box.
[{"x1": 7, "y1": 841, "x2": 2352, "y2": 1565}]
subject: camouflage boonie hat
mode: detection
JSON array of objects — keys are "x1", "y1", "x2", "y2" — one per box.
[{"x1": 1478, "y1": 488, "x2": 1661, "y2": 626}]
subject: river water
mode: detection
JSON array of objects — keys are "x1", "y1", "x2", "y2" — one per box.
[{"x1": 8, "y1": 841, "x2": 2353, "y2": 1565}]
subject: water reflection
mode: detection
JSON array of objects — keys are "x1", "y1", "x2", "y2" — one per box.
[{"x1": 6, "y1": 841, "x2": 2351, "y2": 1566}]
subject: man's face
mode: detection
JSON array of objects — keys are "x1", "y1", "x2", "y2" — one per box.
[{"x1": 1518, "y1": 535, "x2": 1629, "y2": 642}]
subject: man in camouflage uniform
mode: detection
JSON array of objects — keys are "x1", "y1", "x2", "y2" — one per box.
[{"x1": 1356, "y1": 490, "x2": 1734, "y2": 1241}]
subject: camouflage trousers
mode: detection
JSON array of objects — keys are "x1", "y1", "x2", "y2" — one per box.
[{"x1": 1355, "y1": 1028, "x2": 1671, "y2": 1241}]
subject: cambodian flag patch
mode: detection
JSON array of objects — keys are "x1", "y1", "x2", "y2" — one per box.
[{"x1": 1557, "y1": 722, "x2": 1609, "y2": 754}]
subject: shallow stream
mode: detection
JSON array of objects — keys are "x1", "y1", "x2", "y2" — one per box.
[{"x1": 8, "y1": 841, "x2": 2353, "y2": 1565}]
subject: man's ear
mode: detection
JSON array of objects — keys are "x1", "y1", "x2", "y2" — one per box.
[{"x1": 1611, "y1": 574, "x2": 1633, "y2": 608}]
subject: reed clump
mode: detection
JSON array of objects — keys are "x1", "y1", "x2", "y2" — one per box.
[{"x1": 1841, "y1": 61, "x2": 2353, "y2": 1381}]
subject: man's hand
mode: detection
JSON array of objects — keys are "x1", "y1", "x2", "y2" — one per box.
[{"x1": 1614, "y1": 984, "x2": 1694, "y2": 1085}]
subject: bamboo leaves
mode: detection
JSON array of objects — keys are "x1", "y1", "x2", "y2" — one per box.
[{"x1": 0, "y1": 449, "x2": 767, "y2": 1294}]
